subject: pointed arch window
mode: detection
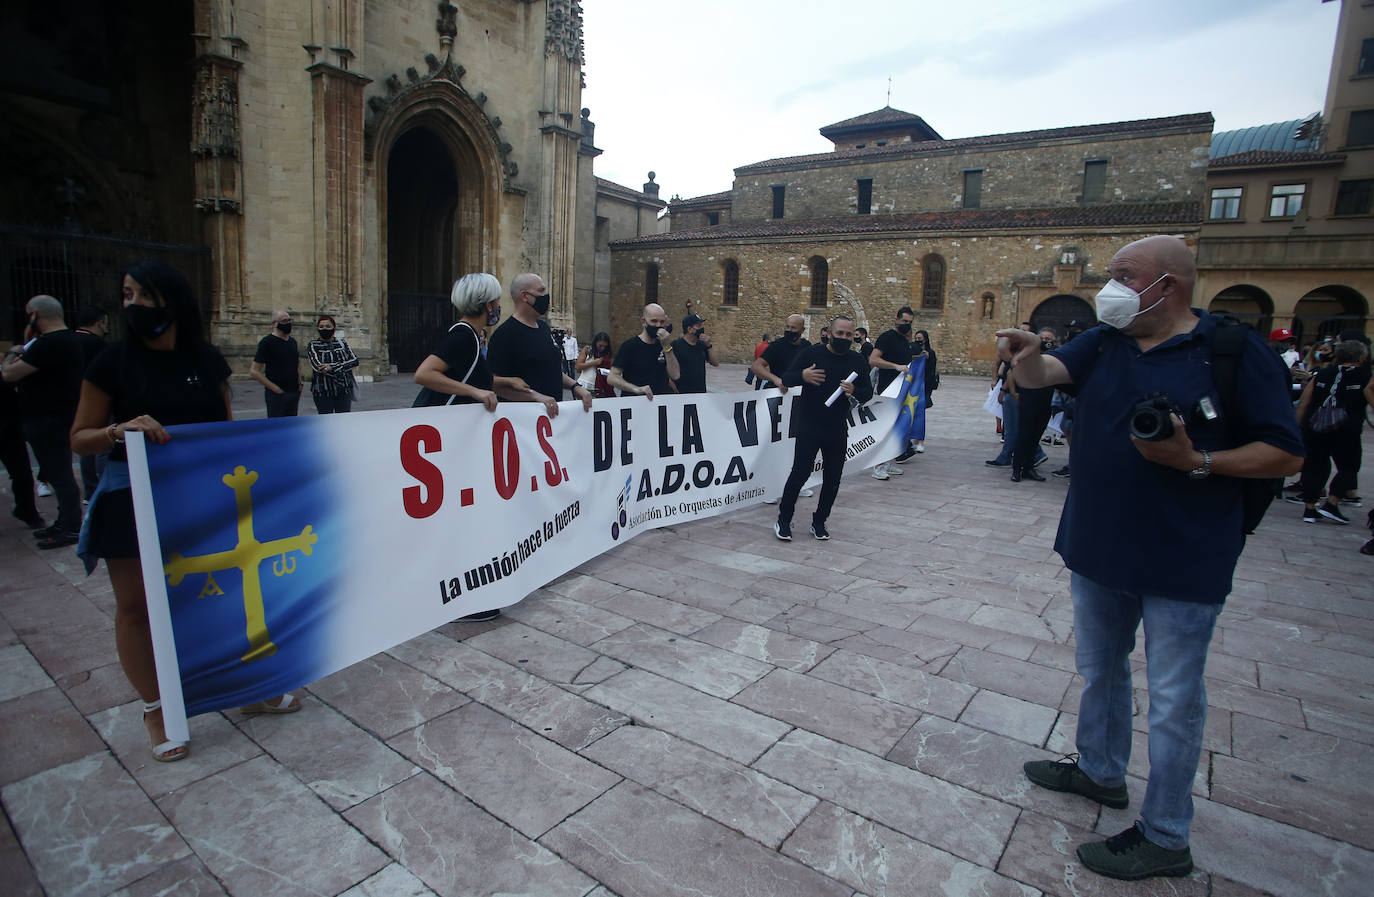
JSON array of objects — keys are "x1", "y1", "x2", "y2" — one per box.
[{"x1": 921, "y1": 254, "x2": 945, "y2": 309}]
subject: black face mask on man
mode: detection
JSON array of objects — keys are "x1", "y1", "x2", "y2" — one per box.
[
  {"x1": 531, "y1": 292, "x2": 551, "y2": 316},
  {"x1": 897, "y1": 322, "x2": 912, "y2": 335},
  {"x1": 784, "y1": 330, "x2": 801, "y2": 343},
  {"x1": 277, "y1": 320, "x2": 293, "y2": 334},
  {"x1": 830, "y1": 337, "x2": 852, "y2": 354}
]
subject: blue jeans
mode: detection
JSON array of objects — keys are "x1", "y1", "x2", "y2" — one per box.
[
  {"x1": 1071, "y1": 572, "x2": 1221, "y2": 850},
  {"x1": 991, "y1": 395, "x2": 1047, "y2": 465}
]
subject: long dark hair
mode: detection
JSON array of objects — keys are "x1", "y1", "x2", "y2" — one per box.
[
  {"x1": 125, "y1": 260, "x2": 207, "y2": 355},
  {"x1": 120, "y1": 260, "x2": 225, "y2": 398},
  {"x1": 591, "y1": 330, "x2": 612, "y2": 358}
]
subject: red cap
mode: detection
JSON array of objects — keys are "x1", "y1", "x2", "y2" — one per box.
[{"x1": 1269, "y1": 328, "x2": 1294, "y2": 342}]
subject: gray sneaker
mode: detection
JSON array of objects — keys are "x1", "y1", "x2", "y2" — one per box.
[
  {"x1": 1077, "y1": 823, "x2": 1193, "y2": 881},
  {"x1": 1023, "y1": 754, "x2": 1128, "y2": 808}
]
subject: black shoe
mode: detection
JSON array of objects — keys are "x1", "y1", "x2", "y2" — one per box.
[
  {"x1": 985, "y1": 458, "x2": 1012, "y2": 467},
  {"x1": 1283, "y1": 494, "x2": 1307, "y2": 505},
  {"x1": 774, "y1": 519, "x2": 792, "y2": 541},
  {"x1": 894, "y1": 448, "x2": 917, "y2": 464},
  {"x1": 1010, "y1": 469, "x2": 1022, "y2": 482},
  {"x1": 458, "y1": 609, "x2": 501, "y2": 623},
  {"x1": 12, "y1": 509, "x2": 45, "y2": 529},
  {"x1": 1076, "y1": 823, "x2": 1193, "y2": 881},
  {"x1": 36, "y1": 530, "x2": 79, "y2": 550},
  {"x1": 1021, "y1": 467, "x2": 1046, "y2": 482},
  {"x1": 810, "y1": 521, "x2": 830, "y2": 540},
  {"x1": 33, "y1": 525, "x2": 60, "y2": 540},
  {"x1": 1302, "y1": 508, "x2": 1320, "y2": 524},
  {"x1": 1051, "y1": 465, "x2": 1071, "y2": 478},
  {"x1": 1318, "y1": 502, "x2": 1350, "y2": 524},
  {"x1": 1023, "y1": 755, "x2": 1129, "y2": 808}
]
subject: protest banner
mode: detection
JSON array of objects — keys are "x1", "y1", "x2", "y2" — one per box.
[{"x1": 128, "y1": 382, "x2": 911, "y2": 741}]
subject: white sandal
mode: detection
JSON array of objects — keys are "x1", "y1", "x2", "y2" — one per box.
[
  {"x1": 142, "y1": 700, "x2": 189, "y2": 763},
  {"x1": 238, "y1": 693, "x2": 301, "y2": 715}
]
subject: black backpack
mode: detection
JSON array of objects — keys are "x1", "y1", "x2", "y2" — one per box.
[
  {"x1": 1096, "y1": 314, "x2": 1280, "y2": 536},
  {"x1": 1208, "y1": 316, "x2": 1283, "y2": 535}
]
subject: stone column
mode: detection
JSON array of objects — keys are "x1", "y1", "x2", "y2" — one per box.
[
  {"x1": 190, "y1": 28, "x2": 247, "y2": 317},
  {"x1": 539, "y1": 0, "x2": 585, "y2": 334}
]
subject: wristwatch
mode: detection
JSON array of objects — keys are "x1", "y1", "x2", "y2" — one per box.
[{"x1": 1188, "y1": 449, "x2": 1212, "y2": 480}]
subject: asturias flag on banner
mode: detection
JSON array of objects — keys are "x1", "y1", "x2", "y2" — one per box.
[{"x1": 893, "y1": 356, "x2": 927, "y2": 444}]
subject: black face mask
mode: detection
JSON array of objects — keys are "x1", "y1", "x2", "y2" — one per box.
[
  {"x1": 897, "y1": 322, "x2": 912, "y2": 335},
  {"x1": 486, "y1": 303, "x2": 501, "y2": 327},
  {"x1": 914, "y1": 340, "x2": 925, "y2": 349},
  {"x1": 318, "y1": 329, "x2": 335, "y2": 340},
  {"x1": 277, "y1": 320, "x2": 293, "y2": 334},
  {"x1": 644, "y1": 323, "x2": 661, "y2": 339},
  {"x1": 830, "y1": 337, "x2": 851, "y2": 354},
  {"x1": 123, "y1": 304, "x2": 173, "y2": 342},
  {"x1": 784, "y1": 330, "x2": 800, "y2": 343},
  {"x1": 531, "y1": 293, "x2": 550, "y2": 316}
]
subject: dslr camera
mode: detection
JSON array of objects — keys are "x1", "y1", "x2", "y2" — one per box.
[{"x1": 1130, "y1": 392, "x2": 1181, "y2": 441}]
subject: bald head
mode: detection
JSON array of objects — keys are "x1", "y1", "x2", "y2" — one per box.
[
  {"x1": 26, "y1": 295, "x2": 64, "y2": 322},
  {"x1": 510, "y1": 273, "x2": 542, "y2": 300},
  {"x1": 1115, "y1": 236, "x2": 1196, "y2": 291}
]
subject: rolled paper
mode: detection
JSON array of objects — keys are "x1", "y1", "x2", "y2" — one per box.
[{"x1": 825, "y1": 371, "x2": 859, "y2": 407}]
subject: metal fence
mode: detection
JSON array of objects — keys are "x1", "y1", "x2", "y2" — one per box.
[
  {"x1": 387, "y1": 290, "x2": 454, "y2": 372},
  {"x1": 0, "y1": 224, "x2": 212, "y2": 344}
]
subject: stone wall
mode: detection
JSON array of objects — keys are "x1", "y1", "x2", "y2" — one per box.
[
  {"x1": 610, "y1": 228, "x2": 1197, "y2": 375},
  {"x1": 730, "y1": 131, "x2": 1210, "y2": 222}
]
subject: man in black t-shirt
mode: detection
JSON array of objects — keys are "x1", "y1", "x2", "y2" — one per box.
[
  {"x1": 609, "y1": 303, "x2": 680, "y2": 399},
  {"x1": 2, "y1": 295, "x2": 85, "y2": 545},
  {"x1": 670, "y1": 313, "x2": 718, "y2": 394},
  {"x1": 773, "y1": 314, "x2": 873, "y2": 543},
  {"x1": 868, "y1": 306, "x2": 917, "y2": 476},
  {"x1": 856, "y1": 327, "x2": 874, "y2": 363},
  {"x1": 487, "y1": 273, "x2": 593, "y2": 415},
  {"x1": 250, "y1": 310, "x2": 302, "y2": 417},
  {"x1": 750, "y1": 314, "x2": 810, "y2": 392},
  {"x1": 72, "y1": 305, "x2": 110, "y2": 501}
]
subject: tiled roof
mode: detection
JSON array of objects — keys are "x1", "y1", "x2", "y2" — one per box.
[
  {"x1": 668, "y1": 191, "x2": 731, "y2": 209},
  {"x1": 595, "y1": 177, "x2": 667, "y2": 206},
  {"x1": 1208, "y1": 149, "x2": 1346, "y2": 169},
  {"x1": 736, "y1": 113, "x2": 1214, "y2": 174},
  {"x1": 819, "y1": 106, "x2": 942, "y2": 140},
  {"x1": 1209, "y1": 118, "x2": 1320, "y2": 158},
  {"x1": 609, "y1": 201, "x2": 1201, "y2": 247}
]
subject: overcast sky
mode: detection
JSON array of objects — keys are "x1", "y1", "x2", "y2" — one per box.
[{"x1": 581, "y1": 0, "x2": 1340, "y2": 202}]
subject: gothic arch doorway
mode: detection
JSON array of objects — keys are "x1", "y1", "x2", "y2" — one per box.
[
  {"x1": 1030, "y1": 294, "x2": 1095, "y2": 339},
  {"x1": 385, "y1": 127, "x2": 464, "y2": 371}
]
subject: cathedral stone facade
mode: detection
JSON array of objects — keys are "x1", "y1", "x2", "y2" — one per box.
[{"x1": 1, "y1": 1, "x2": 591, "y2": 375}]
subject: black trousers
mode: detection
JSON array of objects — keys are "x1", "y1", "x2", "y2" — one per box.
[
  {"x1": 1302, "y1": 427, "x2": 1362, "y2": 503},
  {"x1": 312, "y1": 392, "x2": 352, "y2": 414},
  {"x1": 1, "y1": 415, "x2": 38, "y2": 519},
  {"x1": 265, "y1": 389, "x2": 301, "y2": 418},
  {"x1": 779, "y1": 428, "x2": 846, "y2": 526},
  {"x1": 23, "y1": 416, "x2": 81, "y2": 531},
  {"x1": 1014, "y1": 387, "x2": 1053, "y2": 473}
]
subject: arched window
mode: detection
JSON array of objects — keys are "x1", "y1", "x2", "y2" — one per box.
[
  {"x1": 722, "y1": 259, "x2": 739, "y2": 305},
  {"x1": 645, "y1": 263, "x2": 659, "y2": 304},
  {"x1": 809, "y1": 256, "x2": 829, "y2": 307},
  {"x1": 921, "y1": 254, "x2": 945, "y2": 309}
]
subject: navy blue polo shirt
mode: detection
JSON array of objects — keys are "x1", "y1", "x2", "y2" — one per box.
[{"x1": 1052, "y1": 311, "x2": 1303, "y2": 604}]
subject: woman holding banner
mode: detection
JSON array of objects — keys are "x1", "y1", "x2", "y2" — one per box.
[
  {"x1": 412, "y1": 272, "x2": 506, "y2": 408},
  {"x1": 70, "y1": 261, "x2": 299, "y2": 764}
]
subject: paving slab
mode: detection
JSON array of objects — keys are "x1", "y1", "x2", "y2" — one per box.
[
  {"x1": 388, "y1": 701, "x2": 620, "y2": 839},
  {"x1": 542, "y1": 781, "x2": 852, "y2": 897},
  {"x1": 345, "y1": 773, "x2": 593, "y2": 897},
  {"x1": 2, "y1": 754, "x2": 189, "y2": 897}
]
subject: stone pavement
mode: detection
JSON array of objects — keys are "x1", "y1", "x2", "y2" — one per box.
[{"x1": 2, "y1": 365, "x2": 1372, "y2": 897}]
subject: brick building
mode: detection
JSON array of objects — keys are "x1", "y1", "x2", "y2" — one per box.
[{"x1": 610, "y1": 109, "x2": 1212, "y2": 373}]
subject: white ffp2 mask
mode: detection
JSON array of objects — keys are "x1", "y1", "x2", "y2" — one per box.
[{"x1": 1094, "y1": 274, "x2": 1169, "y2": 330}]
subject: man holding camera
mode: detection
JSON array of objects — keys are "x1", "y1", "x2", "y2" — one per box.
[{"x1": 997, "y1": 235, "x2": 1302, "y2": 881}]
